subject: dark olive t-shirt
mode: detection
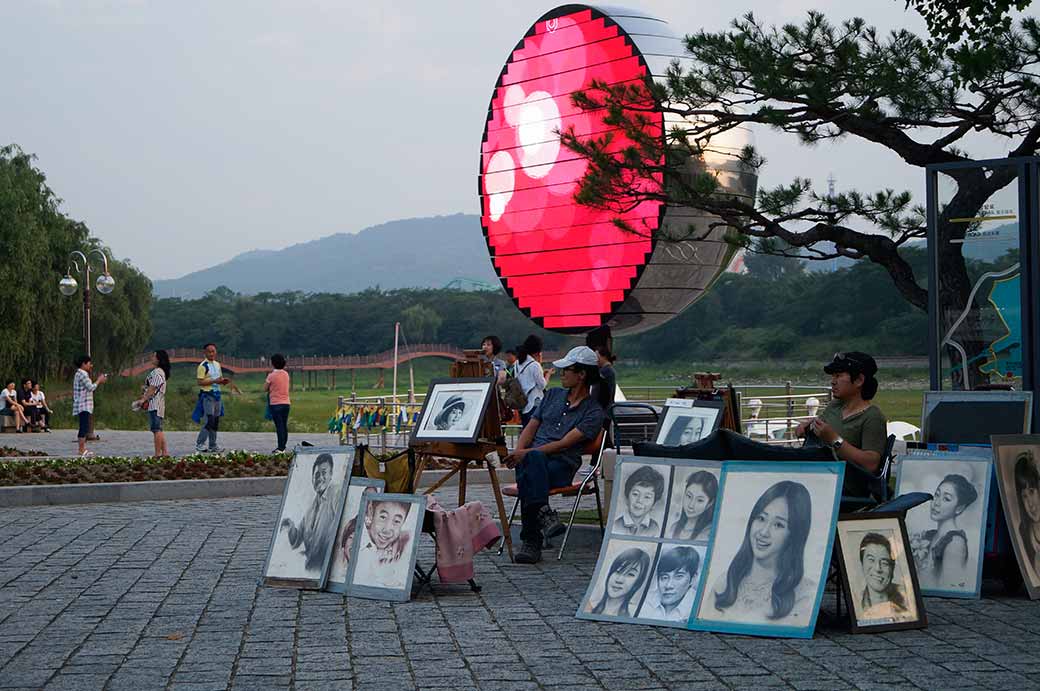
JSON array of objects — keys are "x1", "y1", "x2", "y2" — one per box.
[{"x1": 820, "y1": 399, "x2": 887, "y2": 497}]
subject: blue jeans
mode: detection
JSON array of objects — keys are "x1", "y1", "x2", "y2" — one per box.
[
  {"x1": 515, "y1": 449, "x2": 577, "y2": 543},
  {"x1": 270, "y1": 404, "x2": 290, "y2": 451},
  {"x1": 196, "y1": 395, "x2": 220, "y2": 449}
]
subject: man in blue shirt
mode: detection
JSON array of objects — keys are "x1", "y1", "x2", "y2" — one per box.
[{"x1": 504, "y1": 346, "x2": 606, "y2": 564}]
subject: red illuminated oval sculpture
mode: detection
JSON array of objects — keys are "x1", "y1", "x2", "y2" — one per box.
[{"x1": 479, "y1": 5, "x2": 758, "y2": 334}]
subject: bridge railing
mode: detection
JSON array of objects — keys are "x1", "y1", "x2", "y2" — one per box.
[{"x1": 123, "y1": 344, "x2": 468, "y2": 375}]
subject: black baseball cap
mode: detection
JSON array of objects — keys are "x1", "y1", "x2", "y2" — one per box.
[{"x1": 824, "y1": 351, "x2": 877, "y2": 377}]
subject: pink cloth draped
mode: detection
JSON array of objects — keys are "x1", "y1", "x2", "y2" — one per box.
[{"x1": 426, "y1": 497, "x2": 502, "y2": 583}]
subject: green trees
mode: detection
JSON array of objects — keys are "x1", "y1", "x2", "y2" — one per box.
[
  {"x1": 148, "y1": 287, "x2": 570, "y2": 358},
  {"x1": 148, "y1": 259, "x2": 937, "y2": 363},
  {"x1": 0, "y1": 145, "x2": 152, "y2": 380}
]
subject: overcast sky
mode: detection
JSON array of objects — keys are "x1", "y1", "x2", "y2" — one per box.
[{"x1": 0, "y1": 1, "x2": 1022, "y2": 280}]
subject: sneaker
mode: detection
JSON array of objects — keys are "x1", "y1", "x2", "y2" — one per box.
[
  {"x1": 195, "y1": 444, "x2": 208, "y2": 453},
  {"x1": 538, "y1": 506, "x2": 566, "y2": 539},
  {"x1": 515, "y1": 541, "x2": 542, "y2": 564},
  {"x1": 80, "y1": 450, "x2": 95, "y2": 458},
  {"x1": 208, "y1": 447, "x2": 223, "y2": 454}
]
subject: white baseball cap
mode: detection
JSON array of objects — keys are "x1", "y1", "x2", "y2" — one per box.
[{"x1": 552, "y1": 346, "x2": 599, "y2": 368}]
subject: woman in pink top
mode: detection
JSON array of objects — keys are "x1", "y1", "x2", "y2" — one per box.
[{"x1": 264, "y1": 353, "x2": 292, "y2": 452}]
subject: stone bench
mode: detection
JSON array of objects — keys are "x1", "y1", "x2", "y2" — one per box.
[{"x1": 0, "y1": 412, "x2": 16, "y2": 432}]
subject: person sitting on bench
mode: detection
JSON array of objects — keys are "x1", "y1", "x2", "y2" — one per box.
[
  {"x1": 504, "y1": 346, "x2": 608, "y2": 564},
  {"x1": 0, "y1": 380, "x2": 28, "y2": 432},
  {"x1": 30, "y1": 382, "x2": 52, "y2": 432},
  {"x1": 796, "y1": 351, "x2": 887, "y2": 498}
]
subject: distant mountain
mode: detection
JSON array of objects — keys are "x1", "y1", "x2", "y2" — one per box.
[{"x1": 153, "y1": 214, "x2": 500, "y2": 298}]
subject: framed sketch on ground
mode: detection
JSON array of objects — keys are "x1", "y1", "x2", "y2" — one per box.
[
  {"x1": 654, "y1": 398, "x2": 725, "y2": 446},
  {"x1": 411, "y1": 378, "x2": 494, "y2": 444},
  {"x1": 895, "y1": 451, "x2": 992, "y2": 598},
  {"x1": 577, "y1": 456, "x2": 721, "y2": 629},
  {"x1": 325, "y1": 478, "x2": 385, "y2": 594},
  {"x1": 689, "y1": 461, "x2": 845, "y2": 639},
  {"x1": 262, "y1": 447, "x2": 353, "y2": 589},
  {"x1": 991, "y1": 436, "x2": 1040, "y2": 598},
  {"x1": 834, "y1": 513, "x2": 927, "y2": 633},
  {"x1": 345, "y1": 493, "x2": 426, "y2": 601}
]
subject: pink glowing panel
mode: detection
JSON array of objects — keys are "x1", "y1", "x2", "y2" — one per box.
[{"x1": 479, "y1": 5, "x2": 664, "y2": 333}]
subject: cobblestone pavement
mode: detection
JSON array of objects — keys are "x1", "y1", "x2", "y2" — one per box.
[{"x1": 3, "y1": 489, "x2": 1040, "y2": 691}]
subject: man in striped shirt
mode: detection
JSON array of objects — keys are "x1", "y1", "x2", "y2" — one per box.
[{"x1": 72, "y1": 355, "x2": 107, "y2": 457}]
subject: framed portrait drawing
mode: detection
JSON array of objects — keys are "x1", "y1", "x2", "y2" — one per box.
[
  {"x1": 577, "y1": 456, "x2": 722, "y2": 629},
  {"x1": 411, "y1": 378, "x2": 494, "y2": 444},
  {"x1": 262, "y1": 447, "x2": 353, "y2": 589},
  {"x1": 325, "y1": 478, "x2": 385, "y2": 594},
  {"x1": 991, "y1": 435, "x2": 1040, "y2": 599},
  {"x1": 689, "y1": 461, "x2": 845, "y2": 639},
  {"x1": 895, "y1": 451, "x2": 992, "y2": 598},
  {"x1": 653, "y1": 398, "x2": 725, "y2": 446},
  {"x1": 345, "y1": 492, "x2": 426, "y2": 602},
  {"x1": 834, "y1": 513, "x2": 927, "y2": 633}
]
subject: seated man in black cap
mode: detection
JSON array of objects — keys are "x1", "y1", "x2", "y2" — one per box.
[{"x1": 796, "y1": 351, "x2": 888, "y2": 497}]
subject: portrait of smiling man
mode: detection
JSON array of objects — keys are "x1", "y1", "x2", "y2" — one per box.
[
  {"x1": 278, "y1": 453, "x2": 342, "y2": 574},
  {"x1": 639, "y1": 546, "x2": 702, "y2": 623}
]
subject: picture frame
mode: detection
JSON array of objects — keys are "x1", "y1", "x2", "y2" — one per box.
[
  {"x1": 689, "y1": 460, "x2": 845, "y2": 639},
  {"x1": 921, "y1": 390, "x2": 1032, "y2": 444},
  {"x1": 834, "y1": 512, "x2": 927, "y2": 633},
  {"x1": 262, "y1": 446, "x2": 353, "y2": 589},
  {"x1": 577, "y1": 456, "x2": 722, "y2": 629},
  {"x1": 653, "y1": 398, "x2": 725, "y2": 446},
  {"x1": 325, "y1": 477, "x2": 386, "y2": 594},
  {"x1": 895, "y1": 450, "x2": 993, "y2": 598},
  {"x1": 990, "y1": 435, "x2": 1040, "y2": 599},
  {"x1": 410, "y1": 378, "x2": 495, "y2": 444},
  {"x1": 345, "y1": 492, "x2": 426, "y2": 602}
]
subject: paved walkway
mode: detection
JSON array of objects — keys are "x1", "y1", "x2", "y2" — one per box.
[
  {"x1": 0, "y1": 429, "x2": 361, "y2": 459},
  {"x1": 2, "y1": 487, "x2": 1040, "y2": 690}
]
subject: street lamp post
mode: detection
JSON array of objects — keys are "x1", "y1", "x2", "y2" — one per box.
[
  {"x1": 59, "y1": 249, "x2": 116, "y2": 357},
  {"x1": 59, "y1": 249, "x2": 115, "y2": 442}
]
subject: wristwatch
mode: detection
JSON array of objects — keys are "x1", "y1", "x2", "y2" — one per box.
[{"x1": 831, "y1": 436, "x2": 845, "y2": 451}]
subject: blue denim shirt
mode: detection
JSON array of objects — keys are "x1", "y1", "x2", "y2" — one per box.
[{"x1": 532, "y1": 387, "x2": 605, "y2": 469}]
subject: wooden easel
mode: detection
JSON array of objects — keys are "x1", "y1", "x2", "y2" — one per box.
[
  {"x1": 410, "y1": 351, "x2": 514, "y2": 560},
  {"x1": 674, "y1": 373, "x2": 742, "y2": 432}
]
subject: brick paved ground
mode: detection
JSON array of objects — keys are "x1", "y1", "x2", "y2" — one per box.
[{"x1": 3, "y1": 488, "x2": 1040, "y2": 690}]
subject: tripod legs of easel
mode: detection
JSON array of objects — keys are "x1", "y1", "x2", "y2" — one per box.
[{"x1": 411, "y1": 454, "x2": 514, "y2": 562}]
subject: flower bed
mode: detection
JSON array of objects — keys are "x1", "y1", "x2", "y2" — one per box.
[
  {"x1": 0, "y1": 447, "x2": 47, "y2": 458},
  {"x1": 0, "y1": 451, "x2": 291, "y2": 487}
]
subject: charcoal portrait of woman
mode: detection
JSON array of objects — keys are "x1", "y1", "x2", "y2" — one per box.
[
  {"x1": 668, "y1": 469, "x2": 719, "y2": 542},
  {"x1": 701, "y1": 481, "x2": 817, "y2": 624},
  {"x1": 583, "y1": 544, "x2": 653, "y2": 618},
  {"x1": 1014, "y1": 451, "x2": 1040, "y2": 582},
  {"x1": 909, "y1": 473, "x2": 978, "y2": 589}
]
